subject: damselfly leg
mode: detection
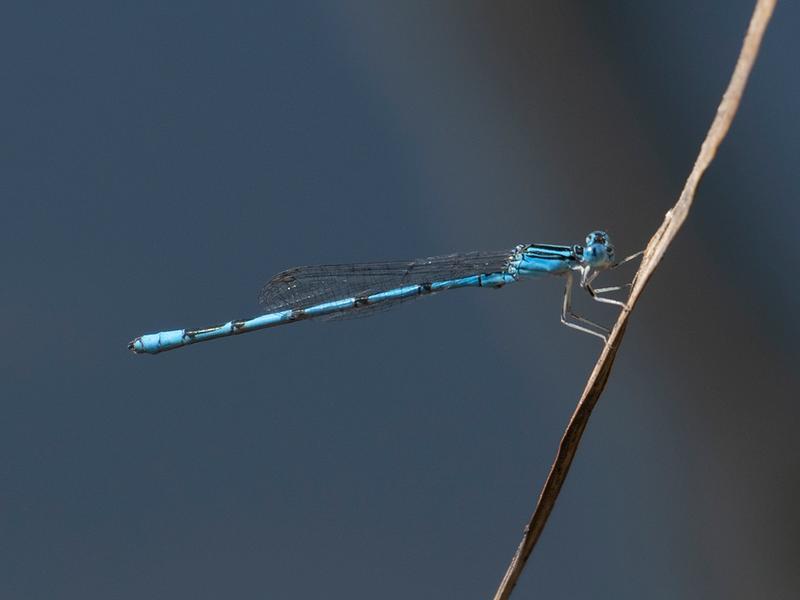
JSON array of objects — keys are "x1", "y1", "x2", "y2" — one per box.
[
  {"x1": 561, "y1": 272, "x2": 610, "y2": 342},
  {"x1": 560, "y1": 249, "x2": 643, "y2": 341},
  {"x1": 585, "y1": 249, "x2": 643, "y2": 309}
]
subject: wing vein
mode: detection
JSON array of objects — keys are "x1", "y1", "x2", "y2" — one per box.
[{"x1": 257, "y1": 249, "x2": 517, "y2": 318}]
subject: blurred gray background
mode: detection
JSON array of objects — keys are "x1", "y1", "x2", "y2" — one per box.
[{"x1": 2, "y1": 1, "x2": 798, "y2": 598}]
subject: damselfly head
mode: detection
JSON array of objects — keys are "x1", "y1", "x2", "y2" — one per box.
[{"x1": 581, "y1": 230, "x2": 615, "y2": 268}]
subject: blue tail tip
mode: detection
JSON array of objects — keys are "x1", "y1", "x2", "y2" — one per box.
[{"x1": 128, "y1": 337, "x2": 144, "y2": 353}]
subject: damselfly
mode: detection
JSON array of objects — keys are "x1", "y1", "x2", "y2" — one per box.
[{"x1": 129, "y1": 231, "x2": 640, "y2": 354}]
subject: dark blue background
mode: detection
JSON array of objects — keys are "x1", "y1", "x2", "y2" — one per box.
[{"x1": 2, "y1": 2, "x2": 798, "y2": 598}]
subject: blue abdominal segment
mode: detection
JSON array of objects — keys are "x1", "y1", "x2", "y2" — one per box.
[{"x1": 129, "y1": 271, "x2": 520, "y2": 354}]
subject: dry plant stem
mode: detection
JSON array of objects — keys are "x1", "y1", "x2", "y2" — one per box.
[{"x1": 492, "y1": 1, "x2": 776, "y2": 598}]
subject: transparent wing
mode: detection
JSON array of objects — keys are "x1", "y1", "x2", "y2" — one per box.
[{"x1": 258, "y1": 249, "x2": 517, "y2": 316}]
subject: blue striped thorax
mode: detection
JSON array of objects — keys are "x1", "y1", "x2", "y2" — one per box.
[
  {"x1": 509, "y1": 230, "x2": 615, "y2": 279},
  {"x1": 516, "y1": 243, "x2": 577, "y2": 277}
]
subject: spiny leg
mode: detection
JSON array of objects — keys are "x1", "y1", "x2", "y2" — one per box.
[
  {"x1": 585, "y1": 283, "x2": 627, "y2": 308},
  {"x1": 604, "y1": 249, "x2": 645, "y2": 294},
  {"x1": 584, "y1": 249, "x2": 643, "y2": 308},
  {"x1": 593, "y1": 283, "x2": 631, "y2": 294},
  {"x1": 560, "y1": 272, "x2": 608, "y2": 342},
  {"x1": 560, "y1": 250, "x2": 643, "y2": 340},
  {"x1": 610, "y1": 250, "x2": 644, "y2": 270}
]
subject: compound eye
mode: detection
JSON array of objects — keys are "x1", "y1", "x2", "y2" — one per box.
[{"x1": 586, "y1": 230, "x2": 609, "y2": 246}]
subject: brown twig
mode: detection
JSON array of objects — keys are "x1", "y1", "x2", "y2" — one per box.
[{"x1": 492, "y1": 1, "x2": 776, "y2": 598}]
